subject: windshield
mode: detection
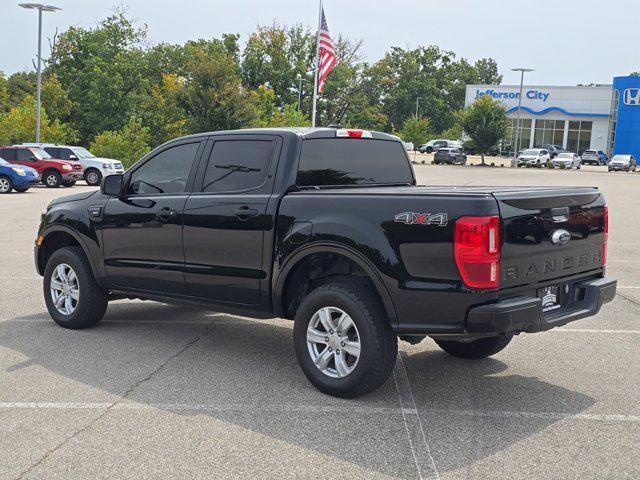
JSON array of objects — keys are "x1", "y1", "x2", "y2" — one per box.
[
  {"x1": 522, "y1": 149, "x2": 540, "y2": 155},
  {"x1": 612, "y1": 155, "x2": 631, "y2": 162},
  {"x1": 557, "y1": 153, "x2": 573, "y2": 159},
  {"x1": 584, "y1": 151, "x2": 597, "y2": 155},
  {"x1": 297, "y1": 139, "x2": 414, "y2": 187},
  {"x1": 31, "y1": 148, "x2": 52, "y2": 160},
  {"x1": 71, "y1": 147, "x2": 95, "y2": 159}
]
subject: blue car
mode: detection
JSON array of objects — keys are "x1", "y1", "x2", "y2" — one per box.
[{"x1": 0, "y1": 156, "x2": 40, "y2": 193}]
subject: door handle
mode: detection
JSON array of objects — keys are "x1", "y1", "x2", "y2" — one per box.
[
  {"x1": 157, "y1": 207, "x2": 177, "y2": 221},
  {"x1": 235, "y1": 207, "x2": 258, "y2": 219}
]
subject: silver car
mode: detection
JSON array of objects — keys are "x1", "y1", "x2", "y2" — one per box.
[
  {"x1": 552, "y1": 152, "x2": 581, "y2": 170},
  {"x1": 608, "y1": 154, "x2": 637, "y2": 172}
]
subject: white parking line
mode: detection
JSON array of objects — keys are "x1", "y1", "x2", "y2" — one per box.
[
  {"x1": 618, "y1": 286, "x2": 640, "y2": 289},
  {"x1": 554, "y1": 328, "x2": 640, "y2": 334},
  {"x1": 0, "y1": 402, "x2": 637, "y2": 423}
]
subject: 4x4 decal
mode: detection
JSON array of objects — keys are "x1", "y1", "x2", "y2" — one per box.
[{"x1": 394, "y1": 212, "x2": 448, "y2": 226}]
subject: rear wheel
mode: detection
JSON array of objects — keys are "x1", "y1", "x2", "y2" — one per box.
[
  {"x1": 0, "y1": 175, "x2": 13, "y2": 193},
  {"x1": 44, "y1": 170, "x2": 62, "y2": 188},
  {"x1": 426, "y1": 147, "x2": 433, "y2": 154},
  {"x1": 14, "y1": 187, "x2": 29, "y2": 193},
  {"x1": 84, "y1": 168, "x2": 102, "y2": 186},
  {"x1": 293, "y1": 279, "x2": 397, "y2": 398},
  {"x1": 43, "y1": 246, "x2": 108, "y2": 329},
  {"x1": 434, "y1": 335, "x2": 513, "y2": 359}
]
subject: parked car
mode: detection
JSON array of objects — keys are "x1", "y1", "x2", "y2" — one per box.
[
  {"x1": 608, "y1": 154, "x2": 637, "y2": 172},
  {"x1": 35, "y1": 127, "x2": 616, "y2": 398},
  {"x1": 0, "y1": 156, "x2": 40, "y2": 193},
  {"x1": 552, "y1": 152, "x2": 582, "y2": 169},
  {"x1": 0, "y1": 146, "x2": 83, "y2": 188},
  {"x1": 542, "y1": 144, "x2": 565, "y2": 159},
  {"x1": 517, "y1": 148, "x2": 551, "y2": 166},
  {"x1": 582, "y1": 150, "x2": 608, "y2": 165},
  {"x1": 419, "y1": 139, "x2": 462, "y2": 154},
  {"x1": 434, "y1": 147, "x2": 467, "y2": 165},
  {"x1": 40, "y1": 145, "x2": 124, "y2": 186},
  {"x1": 402, "y1": 141, "x2": 415, "y2": 151}
]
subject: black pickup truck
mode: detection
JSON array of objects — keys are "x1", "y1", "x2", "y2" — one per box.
[{"x1": 35, "y1": 128, "x2": 616, "y2": 397}]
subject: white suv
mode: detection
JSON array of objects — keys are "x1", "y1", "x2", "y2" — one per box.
[
  {"x1": 517, "y1": 148, "x2": 551, "y2": 167},
  {"x1": 19, "y1": 144, "x2": 125, "y2": 186}
]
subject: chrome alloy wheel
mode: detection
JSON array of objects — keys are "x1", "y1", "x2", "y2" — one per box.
[
  {"x1": 46, "y1": 174, "x2": 59, "y2": 186},
  {"x1": 50, "y1": 263, "x2": 79, "y2": 315},
  {"x1": 306, "y1": 306, "x2": 361, "y2": 378},
  {"x1": 86, "y1": 171, "x2": 100, "y2": 185},
  {"x1": 0, "y1": 178, "x2": 10, "y2": 193}
]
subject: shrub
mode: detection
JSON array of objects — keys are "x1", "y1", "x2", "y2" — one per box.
[
  {"x1": 559, "y1": 163, "x2": 566, "y2": 170},
  {"x1": 89, "y1": 117, "x2": 151, "y2": 169}
]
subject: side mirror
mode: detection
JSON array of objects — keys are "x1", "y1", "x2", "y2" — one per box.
[
  {"x1": 101, "y1": 174, "x2": 123, "y2": 196},
  {"x1": 29, "y1": 156, "x2": 37, "y2": 161},
  {"x1": 69, "y1": 154, "x2": 77, "y2": 160}
]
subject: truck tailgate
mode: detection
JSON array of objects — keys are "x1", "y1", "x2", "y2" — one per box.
[{"x1": 493, "y1": 187, "x2": 606, "y2": 290}]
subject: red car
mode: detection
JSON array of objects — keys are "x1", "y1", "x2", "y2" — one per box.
[{"x1": 0, "y1": 146, "x2": 84, "y2": 188}]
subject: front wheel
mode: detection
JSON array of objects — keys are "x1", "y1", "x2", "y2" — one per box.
[
  {"x1": 434, "y1": 334, "x2": 513, "y2": 359},
  {"x1": 84, "y1": 168, "x2": 102, "y2": 186},
  {"x1": 44, "y1": 171, "x2": 62, "y2": 188},
  {"x1": 293, "y1": 279, "x2": 397, "y2": 398},
  {"x1": 43, "y1": 246, "x2": 108, "y2": 329},
  {"x1": 14, "y1": 187, "x2": 29, "y2": 193},
  {"x1": 62, "y1": 180, "x2": 76, "y2": 187},
  {"x1": 0, "y1": 175, "x2": 13, "y2": 193}
]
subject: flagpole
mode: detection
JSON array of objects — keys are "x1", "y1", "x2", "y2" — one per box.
[{"x1": 311, "y1": 0, "x2": 323, "y2": 127}]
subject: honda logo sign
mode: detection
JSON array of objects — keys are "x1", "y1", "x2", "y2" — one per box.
[{"x1": 623, "y1": 88, "x2": 640, "y2": 106}]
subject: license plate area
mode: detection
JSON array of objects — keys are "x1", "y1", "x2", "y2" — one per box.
[{"x1": 538, "y1": 284, "x2": 565, "y2": 313}]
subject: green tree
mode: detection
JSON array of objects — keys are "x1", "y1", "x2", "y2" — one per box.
[
  {"x1": 397, "y1": 116, "x2": 431, "y2": 150},
  {"x1": 140, "y1": 73, "x2": 187, "y2": 147},
  {"x1": 89, "y1": 117, "x2": 150, "y2": 168},
  {"x1": 48, "y1": 10, "x2": 149, "y2": 143},
  {"x1": 0, "y1": 95, "x2": 77, "y2": 145},
  {"x1": 180, "y1": 50, "x2": 257, "y2": 133},
  {"x1": 458, "y1": 95, "x2": 509, "y2": 165},
  {"x1": 0, "y1": 72, "x2": 9, "y2": 112},
  {"x1": 41, "y1": 74, "x2": 73, "y2": 120}
]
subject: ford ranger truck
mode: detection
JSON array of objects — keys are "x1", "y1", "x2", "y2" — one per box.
[{"x1": 34, "y1": 128, "x2": 617, "y2": 398}]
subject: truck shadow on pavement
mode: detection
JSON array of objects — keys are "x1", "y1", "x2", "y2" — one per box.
[{"x1": 2, "y1": 301, "x2": 596, "y2": 477}]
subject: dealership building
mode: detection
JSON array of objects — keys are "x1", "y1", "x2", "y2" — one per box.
[{"x1": 464, "y1": 76, "x2": 640, "y2": 157}]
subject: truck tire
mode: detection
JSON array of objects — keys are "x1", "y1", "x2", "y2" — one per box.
[
  {"x1": 293, "y1": 279, "x2": 397, "y2": 398},
  {"x1": 44, "y1": 170, "x2": 62, "y2": 188},
  {"x1": 43, "y1": 246, "x2": 108, "y2": 329},
  {"x1": 84, "y1": 168, "x2": 102, "y2": 186},
  {"x1": 434, "y1": 334, "x2": 513, "y2": 359}
]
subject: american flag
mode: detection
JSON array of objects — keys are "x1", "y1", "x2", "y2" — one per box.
[{"x1": 317, "y1": 8, "x2": 336, "y2": 93}]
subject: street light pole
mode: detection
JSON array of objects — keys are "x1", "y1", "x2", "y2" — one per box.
[
  {"x1": 415, "y1": 97, "x2": 421, "y2": 118},
  {"x1": 510, "y1": 68, "x2": 534, "y2": 167},
  {"x1": 19, "y1": 3, "x2": 61, "y2": 144}
]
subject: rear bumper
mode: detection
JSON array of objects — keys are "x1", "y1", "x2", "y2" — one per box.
[{"x1": 465, "y1": 277, "x2": 617, "y2": 334}]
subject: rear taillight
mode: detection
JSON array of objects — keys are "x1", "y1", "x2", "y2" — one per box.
[
  {"x1": 454, "y1": 216, "x2": 501, "y2": 290},
  {"x1": 602, "y1": 205, "x2": 609, "y2": 266}
]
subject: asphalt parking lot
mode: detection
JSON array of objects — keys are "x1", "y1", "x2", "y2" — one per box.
[{"x1": 1, "y1": 165, "x2": 639, "y2": 480}]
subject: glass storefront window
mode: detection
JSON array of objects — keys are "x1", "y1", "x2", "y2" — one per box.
[
  {"x1": 506, "y1": 118, "x2": 532, "y2": 152},
  {"x1": 608, "y1": 90, "x2": 619, "y2": 157},
  {"x1": 566, "y1": 120, "x2": 592, "y2": 154},
  {"x1": 534, "y1": 119, "x2": 565, "y2": 148}
]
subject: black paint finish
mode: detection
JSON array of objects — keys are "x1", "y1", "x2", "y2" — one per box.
[{"x1": 34, "y1": 128, "x2": 610, "y2": 336}]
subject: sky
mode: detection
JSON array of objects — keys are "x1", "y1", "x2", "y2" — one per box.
[{"x1": 1, "y1": 0, "x2": 638, "y2": 86}]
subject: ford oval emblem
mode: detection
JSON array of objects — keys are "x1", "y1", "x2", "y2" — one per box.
[{"x1": 550, "y1": 229, "x2": 571, "y2": 246}]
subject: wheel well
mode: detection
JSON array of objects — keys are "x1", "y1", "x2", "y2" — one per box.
[
  {"x1": 280, "y1": 252, "x2": 386, "y2": 320},
  {"x1": 43, "y1": 168, "x2": 59, "y2": 177},
  {"x1": 38, "y1": 231, "x2": 81, "y2": 273}
]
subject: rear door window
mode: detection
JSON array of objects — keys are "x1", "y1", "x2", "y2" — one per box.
[
  {"x1": 0, "y1": 149, "x2": 15, "y2": 161},
  {"x1": 201, "y1": 140, "x2": 274, "y2": 193}
]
